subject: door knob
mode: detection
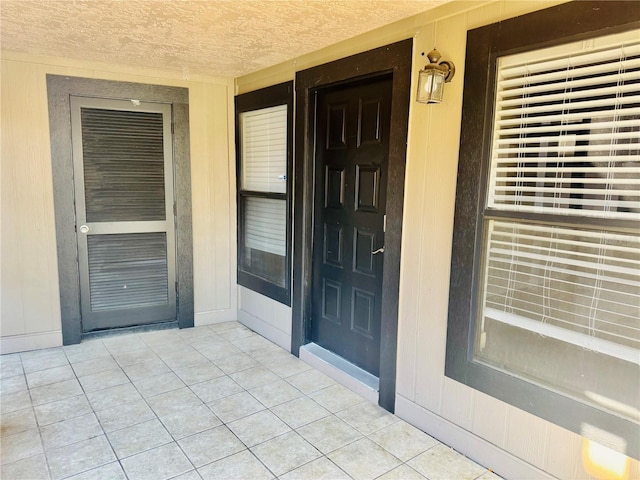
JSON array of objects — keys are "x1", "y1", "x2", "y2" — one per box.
[
  {"x1": 79, "y1": 225, "x2": 90, "y2": 234},
  {"x1": 372, "y1": 247, "x2": 385, "y2": 255}
]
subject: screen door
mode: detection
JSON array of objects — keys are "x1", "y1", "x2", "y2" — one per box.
[{"x1": 71, "y1": 96, "x2": 176, "y2": 332}]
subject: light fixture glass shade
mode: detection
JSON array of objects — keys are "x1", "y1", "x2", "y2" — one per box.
[{"x1": 417, "y1": 68, "x2": 446, "y2": 104}]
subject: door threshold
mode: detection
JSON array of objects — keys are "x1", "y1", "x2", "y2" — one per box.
[
  {"x1": 81, "y1": 320, "x2": 179, "y2": 342},
  {"x1": 299, "y1": 343, "x2": 379, "y2": 404}
]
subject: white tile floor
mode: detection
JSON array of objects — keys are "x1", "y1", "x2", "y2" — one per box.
[{"x1": 0, "y1": 322, "x2": 500, "y2": 480}]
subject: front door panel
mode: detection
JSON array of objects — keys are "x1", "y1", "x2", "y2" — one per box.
[
  {"x1": 312, "y1": 76, "x2": 392, "y2": 376},
  {"x1": 71, "y1": 97, "x2": 176, "y2": 332}
]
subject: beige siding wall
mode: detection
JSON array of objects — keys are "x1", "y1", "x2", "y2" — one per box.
[
  {"x1": 0, "y1": 52, "x2": 237, "y2": 352},
  {"x1": 1, "y1": 60, "x2": 61, "y2": 348},
  {"x1": 236, "y1": 1, "x2": 639, "y2": 478},
  {"x1": 237, "y1": 286, "x2": 292, "y2": 350}
]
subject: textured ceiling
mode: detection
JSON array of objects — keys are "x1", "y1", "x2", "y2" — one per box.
[{"x1": 1, "y1": 0, "x2": 452, "y2": 78}]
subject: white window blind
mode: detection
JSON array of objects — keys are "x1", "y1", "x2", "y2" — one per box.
[
  {"x1": 240, "y1": 105, "x2": 288, "y2": 194},
  {"x1": 488, "y1": 30, "x2": 640, "y2": 220},
  {"x1": 482, "y1": 220, "x2": 639, "y2": 364},
  {"x1": 480, "y1": 29, "x2": 640, "y2": 366},
  {"x1": 245, "y1": 197, "x2": 286, "y2": 256}
]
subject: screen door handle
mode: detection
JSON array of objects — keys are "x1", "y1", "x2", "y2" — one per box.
[
  {"x1": 79, "y1": 225, "x2": 90, "y2": 234},
  {"x1": 372, "y1": 246, "x2": 385, "y2": 255}
]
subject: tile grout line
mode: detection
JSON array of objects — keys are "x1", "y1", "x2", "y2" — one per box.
[{"x1": 66, "y1": 339, "x2": 121, "y2": 480}]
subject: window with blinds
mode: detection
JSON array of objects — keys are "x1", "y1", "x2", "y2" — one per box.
[
  {"x1": 239, "y1": 105, "x2": 288, "y2": 287},
  {"x1": 236, "y1": 82, "x2": 292, "y2": 304},
  {"x1": 241, "y1": 105, "x2": 288, "y2": 194},
  {"x1": 488, "y1": 30, "x2": 639, "y2": 219},
  {"x1": 476, "y1": 29, "x2": 639, "y2": 423},
  {"x1": 244, "y1": 197, "x2": 287, "y2": 257}
]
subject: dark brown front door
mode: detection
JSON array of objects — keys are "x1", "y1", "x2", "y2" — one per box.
[{"x1": 311, "y1": 75, "x2": 393, "y2": 376}]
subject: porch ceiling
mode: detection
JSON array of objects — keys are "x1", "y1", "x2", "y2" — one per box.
[{"x1": 0, "y1": 0, "x2": 453, "y2": 78}]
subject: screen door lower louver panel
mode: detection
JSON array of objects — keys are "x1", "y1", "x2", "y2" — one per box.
[
  {"x1": 88, "y1": 233, "x2": 169, "y2": 311},
  {"x1": 71, "y1": 96, "x2": 176, "y2": 332}
]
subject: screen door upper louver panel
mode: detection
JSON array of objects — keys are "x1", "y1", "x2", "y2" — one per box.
[
  {"x1": 88, "y1": 233, "x2": 169, "y2": 311},
  {"x1": 81, "y1": 108, "x2": 166, "y2": 222},
  {"x1": 71, "y1": 96, "x2": 176, "y2": 332}
]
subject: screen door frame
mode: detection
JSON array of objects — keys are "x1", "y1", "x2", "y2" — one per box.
[{"x1": 70, "y1": 96, "x2": 177, "y2": 332}]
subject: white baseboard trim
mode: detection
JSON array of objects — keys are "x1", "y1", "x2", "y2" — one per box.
[
  {"x1": 194, "y1": 309, "x2": 237, "y2": 326},
  {"x1": 237, "y1": 310, "x2": 291, "y2": 351},
  {"x1": 300, "y1": 343, "x2": 379, "y2": 405},
  {"x1": 395, "y1": 395, "x2": 554, "y2": 480},
  {"x1": 1, "y1": 331, "x2": 63, "y2": 354}
]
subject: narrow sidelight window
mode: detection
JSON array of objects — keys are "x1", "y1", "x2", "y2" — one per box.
[{"x1": 236, "y1": 82, "x2": 293, "y2": 304}]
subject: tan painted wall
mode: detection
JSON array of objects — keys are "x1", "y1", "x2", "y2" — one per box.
[
  {"x1": 0, "y1": 52, "x2": 237, "y2": 351},
  {"x1": 237, "y1": 286, "x2": 292, "y2": 351},
  {"x1": 236, "y1": 1, "x2": 640, "y2": 478}
]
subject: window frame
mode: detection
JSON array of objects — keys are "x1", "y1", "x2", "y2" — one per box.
[
  {"x1": 235, "y1": 82, "x2": 293, "y2": 305},
  {"x1": 446, "y1": 1, "x2": 640, "y2": 457}
]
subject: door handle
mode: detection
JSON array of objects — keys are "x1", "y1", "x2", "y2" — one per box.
[
  {"x1": 372, "y1": 247, "x2": 385, "y2": 255},
  {"x1": 79, "y1": 225, "x2": 90, "y2": 234}
]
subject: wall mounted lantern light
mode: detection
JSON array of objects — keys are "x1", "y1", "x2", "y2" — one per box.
[{"x1": 416, "y1": 48, "x2": 455, "y2": 104}]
